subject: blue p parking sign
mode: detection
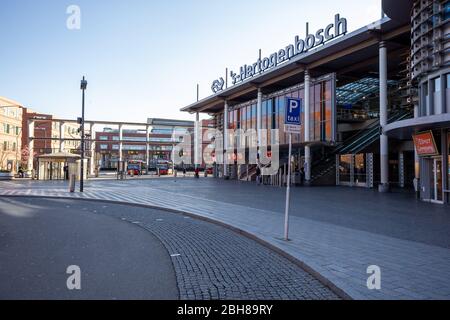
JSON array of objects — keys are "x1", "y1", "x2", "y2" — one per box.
[
  {"x1": 283, "y1": 97, "x2": 302, "y2": 241},
  {"x1": 285, "y1": 98, "x2": 302, "y2": 133}
]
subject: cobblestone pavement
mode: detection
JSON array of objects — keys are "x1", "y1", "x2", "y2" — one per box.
[
  {"x1": 106, "y1": 203, "x2": 339, "y2": 300},
  {"x1": 0, "y1": 197, "x2": 339, "y2": 300},
  {"x1": 1, "y1": 178, "x2": 450, "y2": 299}
]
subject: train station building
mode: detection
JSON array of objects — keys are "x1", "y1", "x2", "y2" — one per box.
[{"x1": 182, "y1": 0, "x2": 450, "y2": 204}]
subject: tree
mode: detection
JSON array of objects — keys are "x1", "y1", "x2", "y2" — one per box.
[{"x1": 20, "y1": 145, "x2": 38, "y2": 170}]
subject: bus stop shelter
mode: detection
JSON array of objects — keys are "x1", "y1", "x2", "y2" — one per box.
[{"x1": 37, "y1": 152, "x2": 85, "y2": 181}]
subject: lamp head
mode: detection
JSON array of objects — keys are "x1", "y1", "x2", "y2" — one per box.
[{"x1": 80, "y1": 77, "x2": 88, "y2": 90}]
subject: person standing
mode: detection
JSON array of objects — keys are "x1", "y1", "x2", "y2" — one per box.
[{"x1": 63, "y1": 164, "x2": 69, "y2": 180}]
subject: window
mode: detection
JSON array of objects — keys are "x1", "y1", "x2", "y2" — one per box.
[
  {"x1": 423, "y1": 81, "x2": 430, "y2": 116},
  {"x1": 5, "y1": 124, "x2": 10, "y2": 134},
  {"x1": 174, "y1": 128, "x2": 188, "y2": 134},
  {"x1": 99, "y1": 136, "x2": 108, "y2": 141},
  {"x1": 112, "y1": 136, "x2": 120, "y2": 141},
  {"x1": 149, "y1": 137, "x2": 172, "y2": 142},
  {"x1": 123, "y1": 136, "x2": 146, "y2": 142},
  {"x1": 123, "y1": 145, "x2": 146, "y2": 151},
  {"x1": 152, "y1": 128, "x2": 172, "y2": 134},
  {"x1": 444, "y1": 1, "x2": 450, "y2": 21},
  {"x1": 433, "y1": 77, "x2": 441, "y2": 92},
  {"x1": 271, "y1": 98, "x2": 277, "y2": 130},
  {"x1": 433, "y1": 77, "x2": 443, "y2": 114},
  {"x1": 100, "y1": 144, "x2": 108, "y2": 150},
  {"x1": 12, "y1": 142, "x2": 16, "y2": 152}
]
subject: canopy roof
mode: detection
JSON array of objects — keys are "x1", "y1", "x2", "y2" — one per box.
[{"x1": 37, "y1": 152, "x2": 81, "y2": 161}]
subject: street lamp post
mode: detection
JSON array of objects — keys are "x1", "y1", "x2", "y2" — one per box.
[{"x1": 80, "y1": 76, "x2": 88, "y2": 192}]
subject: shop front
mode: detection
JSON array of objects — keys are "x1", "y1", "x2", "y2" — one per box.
[
  {"x1": 414, "y1": 130, "x2": 449, "y2": 204},
  {"x1": 336, "y1": 153, "x2": 374, "y2": 188}
]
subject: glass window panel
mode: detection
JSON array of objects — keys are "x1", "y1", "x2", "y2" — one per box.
[
  {"x1": 448, "y1": 132, "x2": 450, "y2": 190},
  {"x1": 252, "y1": 104, "x2": 256, "y2": 130},
  {"x1": 339, "y1": 154, "x2": 352, "y2": 183},
  {"x1": 434, "y1": 77, "x2": 441, "y2": 92},
  {"x1": 354, "y1": 153, "x2": 366, "y2": 184}
]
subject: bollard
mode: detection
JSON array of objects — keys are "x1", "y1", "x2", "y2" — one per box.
[{"x1": 69, "y1": 174, "x2": 76, "y2": 193}]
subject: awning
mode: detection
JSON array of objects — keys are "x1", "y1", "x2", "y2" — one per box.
[{"x1": 384, "y1": 114, "x2": 450, "y2": 139}]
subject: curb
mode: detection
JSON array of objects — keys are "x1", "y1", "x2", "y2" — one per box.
[{"x1": 0, "y1": 194, "x2": 352, "y2": 300}]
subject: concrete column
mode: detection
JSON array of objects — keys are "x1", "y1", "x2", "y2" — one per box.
[
  {"x1": 194, "y1": 112, "x2": 200, "y2": 168},
  {"x1": 443, "y1": 129, "x2": 449, "y2": 204},
  {"x1": 399, "y1": 151, "x2": 405, "y2": 188},
  {"x1": 59, "y1": 122, "x2": 65, "y2": 152},
  {"x1": 413, "y1": 102, "x2": 420, "y2": 196},
  {"x1": 257, "y1": 88, "x2": 262, "y2": 153},
  {"x1": 89, "y1": 123, "x2": 95, "y2": 176},
  {"x1": 119, "y1": 124, "x2": 123, "y2": 162},
  {"x1": 379, "y1": 41, "x2": 389, "y2": 193},
  {"x1": 27, "y1": 120, "x2": 35, "y2": 173},
  {"x1": 146, "y1": 125, "x2": 150, "y2": 170},
  {"x1": 304, "y1": 69, "x2": 312, "y2": 182},
  {"x1": 223, "y1": 101, "x2": 229, "y2": 178}
]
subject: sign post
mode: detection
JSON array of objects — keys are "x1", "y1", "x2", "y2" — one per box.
[{"x1": 284, "y1": 98, "x2": 302, "y2": 241}]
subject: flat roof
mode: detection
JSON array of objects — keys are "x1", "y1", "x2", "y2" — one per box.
[
  {"x1": 181, "y1": 17, "x2": 410, "y2": 114},
  {"x1": 147, "y1": 118, "x2": 194, "y2": 126},
  {"x1": 29, "y1": 117, "x2": 194, "y2": 128}
]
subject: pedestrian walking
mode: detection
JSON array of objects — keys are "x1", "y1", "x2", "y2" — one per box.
[
  {"x1": 256, "y1": 166, "x2": 262, "y2": 185},
  {"x1": 194, "y1": 167, "x2": 200, "y2": 179}
]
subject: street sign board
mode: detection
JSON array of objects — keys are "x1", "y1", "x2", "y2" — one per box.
[
  {"x1": 413, "y1": 131, "x2": 439, "y2": 156},
  {"x1": 283, "y1": 97, "x2": 302, "y2": 241},
  {"x1": 284, "y1": 98, "x2": 302, "y2": 134}
]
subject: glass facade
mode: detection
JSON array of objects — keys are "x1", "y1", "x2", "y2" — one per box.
[
  {"x1": 448, "y1": 132, "x2": 450, "y2": 190},
  {"x1": 354, "y1": 153, "x2": 367, "y2": 185},
  {"x1": 339, "y1": 154, "x2": 352, "y2": 183},
  {"x1": 227, "y1": 74, "x2": 335, "y2": 146}
]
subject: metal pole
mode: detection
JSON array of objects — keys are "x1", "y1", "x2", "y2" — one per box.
[
  {"x1": 379, "y1": 41, "x2": 389, "y2": 193},
  {"x1": 304, "y1": 70, "x2": 311, "y2": 182},
  {"x1": 80, "y1": 76, "x2": 86, "y2": 192},
  {"x1": 284, "y1": 133, "x2": 292, "y2": 241}
]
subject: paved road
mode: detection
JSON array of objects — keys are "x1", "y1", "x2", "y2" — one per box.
[
  {"x1": 102, "y1": 178, "x2": 450, "y2": 248},
  {"x1": 0, "y1": 197, "x2": 178, "y2": 300},
  {"x1": 0, "y1": 197, "x2": 338, "y2": 300},
  {"x1": 5, "y1": 178, "x2": 448, "y2": 248},
  {"x1": 2, "y1": 178, "x2": 449, "y2": 299}
]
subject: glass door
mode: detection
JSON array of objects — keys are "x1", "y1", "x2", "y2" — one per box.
[{"x1": 432, "y1": 157, "x2": 443, "y2": 203}]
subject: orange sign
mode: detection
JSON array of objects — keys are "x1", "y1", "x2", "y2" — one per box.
[{"x1": 413, "y1": 131, "x2": 439, "y2": 156}]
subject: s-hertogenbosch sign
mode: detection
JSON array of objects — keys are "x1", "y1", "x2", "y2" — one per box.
[{"x1": 211, "y1": 14, "x2": 348, "y2": 93}]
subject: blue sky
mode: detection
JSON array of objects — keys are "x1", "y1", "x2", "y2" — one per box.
[{"x1": 0, "y1": 0, "x2": 381, "y2": 123}]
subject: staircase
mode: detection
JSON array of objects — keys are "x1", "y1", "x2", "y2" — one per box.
[
  {"x1": 310, "y1": 109, "x2": 413, "y2": 185},
  {"x1": 239, "y1": 164, "x2": 258, "y2": 181}
]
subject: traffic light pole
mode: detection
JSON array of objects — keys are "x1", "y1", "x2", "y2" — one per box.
[{"x1": 80, "y1": 77, "x2": 87, "y2": 192}]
